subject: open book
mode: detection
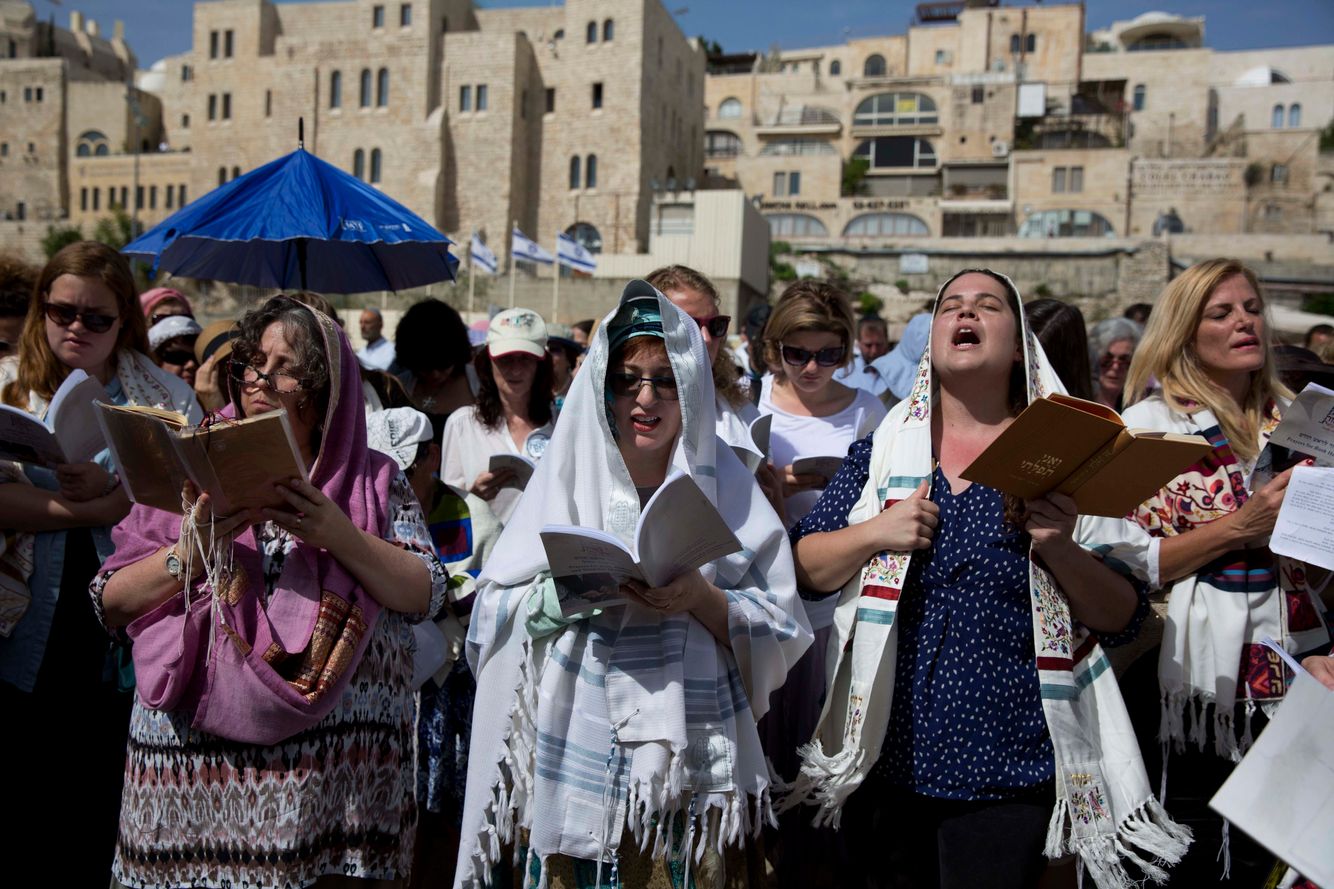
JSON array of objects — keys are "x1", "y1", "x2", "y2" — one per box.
[
  {"x1": 488, "y1": 453, "x2": 537, "y2": 490},
  {"x1": 540, "y1": 469, "x2": 743, "y2": 617},
  {"x1": 0, "y1": 369, "x2": 107, "y2": 467},
  {"x1": 961, "y1": 394, "x2": 1212, "y2": 517},
  {"x1": 95, "y1": 404, "x2": 308, "y2": 515},
  {"x1": 730, "y1": 413, "x2": 773, "y2": 473}
]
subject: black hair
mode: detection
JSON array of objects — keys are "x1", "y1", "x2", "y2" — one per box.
[
  {"x1": 1025, "y1": 298, "x2": 1093, "y2": 401},
  {"x1": 395, "y1": 298, "x2": 471, "y2": 377}
]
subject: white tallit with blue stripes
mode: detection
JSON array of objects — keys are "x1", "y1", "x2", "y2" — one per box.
[{"x1": 455, "y1": 281, "x2": 811, "y2": 888}]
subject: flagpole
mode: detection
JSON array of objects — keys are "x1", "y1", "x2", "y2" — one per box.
[
  {"x1": 552, "y1": 232, "x2": 561, "y2": 323},
  {"x1": 508, "y1": 219, "x2": 517, "y2": 309},
  {"x1": 467, "y1": 229, "x2": 476, "y2": 320}
]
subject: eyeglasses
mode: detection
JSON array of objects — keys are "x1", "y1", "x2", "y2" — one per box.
[
  {"x1": 159, "y1": 349, "x2": 196, "y2": 366},
  {"x1": 229, "y1": 361, "x2": 309, "y2": 393},
  {"x1": 693, "y1": 314, "x2": 731, "y2": 339},
  {"x1": 1099, "y1": 354, "x2": 1132, "y2": 370},
  {"x1": 608, "y1": 371, "x2": 680, "y2": 401},
  {"x1": 780, "y1": 343, "x2": 846, "y2": 368},
  {"x1": 43, "y1": 303, "x2": 119, "y2": 334}
]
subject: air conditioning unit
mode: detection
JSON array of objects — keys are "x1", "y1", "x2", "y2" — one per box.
[{"x1": 992, "y1": 141, "x2": 1010, "y2": 157}]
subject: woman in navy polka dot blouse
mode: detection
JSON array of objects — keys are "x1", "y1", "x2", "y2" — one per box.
[{"x1": 789, "y1": 271, "x2": 1152, "y2": 889}]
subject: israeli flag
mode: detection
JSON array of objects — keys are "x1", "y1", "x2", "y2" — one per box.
[
  {"x1": 470, "y1": 234, "x2": 498, "y2": 274},
  {"x1": 556, "y1": 232, "x2": 597, "y2": 274},
  {"x1": 511, "y1": 228, "x2": 554, "y2": 265}
]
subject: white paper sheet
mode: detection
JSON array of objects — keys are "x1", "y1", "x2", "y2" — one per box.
[
  {"x1": 1270, "y1": 466, "x2": 1334, "y2": 571},
  {"x1": 1269, "y1": 382, "x2": 1334, "y2": 466},
  {"x1": 1210, "y1": 674, "x2": 1334, "y2": 888}
]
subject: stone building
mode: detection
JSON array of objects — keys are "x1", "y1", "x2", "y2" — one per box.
[{"x1": 703, "y1": 3, "x2": 1334, "y2": 246}]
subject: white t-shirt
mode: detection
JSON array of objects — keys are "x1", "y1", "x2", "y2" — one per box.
[
  {"x1": 759, "y1": 376, "x2": 887, "y2": 527},
  {"x1": 439, "y1": 405, "x2": 553, "y2": 524}
]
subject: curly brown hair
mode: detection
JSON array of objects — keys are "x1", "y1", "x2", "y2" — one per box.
[
  {"x1": 230, "y1": 296, "x2": 332, "y2": 441},
  {"x1": 0, "y1": 253, "x2": 36, "y2": 318},
  {"x1": 473, "y1": 349, "x2": 555, "y2": 429}
]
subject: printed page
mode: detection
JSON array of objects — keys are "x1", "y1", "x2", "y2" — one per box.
[
  {"x1": 1269, "y1": 382, "x2": 1334, "y2": 466},
  {"x1": 0, "y1": 405, "x2": 64, "y2": 467},
  {"x1": 177, "y1": 410, "x2": 306, "y2": 514},
  {"x1": 1210, "y1": 674, "x2": 1334, "y2": 888},
  {"x1": 489, "y1": 453, "x2": 536, "y2": 490},
  {"x1": 1269, "y1": 465, "x2": 1334, "y2": 571},
  {"x1": 46, "y1": 369, "x2": 113, "y2": 464},
  {"x1": 540, "y1": 525, "x2": 641, "y2": 617},
  {"x1": 635, "y1": 470, "x2": 742, "y2": 588},
  {"x1": 94, "y1": 403, "x2": 191, "y2": 513}
]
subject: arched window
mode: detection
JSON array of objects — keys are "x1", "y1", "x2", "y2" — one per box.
[
  {"x1": 705, "y1": 130, "x2": 743, "y2": 157},
  {"x1": 330, "y1": 70, "x2": 342, "y2": 108},
  {"x1": 586, "y1": 21, "x2": 597, "y2": 43},
  {"x1": 353, "y1": 148, "x2": 365, "y2": 180},
  {"x1": 1132, "y1": 84, "x2": 1146, "y2": 111},
  {"x1": 95, "y1": 143, "x2": 109, "y2": 156},
  {"x1": 76, "y1": 130, "x2": 109, "y2": 157},
  {"x1": 370, "y1": 148, "x2": 382, "y2": 183},
  {"x1": 360, "y1": 69, "x2": 372, "y2": 107},
  {"x1": 585, "y1": 154, "x2": 598, "y2": 189},
  {"x1": 842, "y1": 212, "x2": 929, "y2": 237},
  {"x1": 1010, "y1": 34, "x2": 1021, "y2": 54},
  {"x1": 829, "y1": 60, "x2": 841, "y2": 76},
  {"x1": 603, "y1": 19, "x2": 614, "y2": 41},
  {"x1": 717, "y1": 97, "x2": 742, "y2": 119},
  {"x1": 376, "y1": 68, "x2": 389, "y2": 106},
  {"x1": 852, "y1": 136, "x2": 937, "y2": 169},
  {"x1": 1017, "y1": 209, "x2": 1116, "y2": 238},
  {"x1": 218, "y1": 166, "x2": 227, "y2": 186},
  {"x1": 1272, "y1": 104, "x2": 1285, "y2": 128},
  {"x1": 1025, "y1": 33, "x2": 1036, "y2": 53},
  {"x1": 766, "y1": 214, "x2": 828, "y2": 238},
  {"x1": 863, "y1": 54, "x2": 886, "y2": 77},
  {"x1": 76, "y1": 144, "x2": 90, "y2": 157},
  {"x1": 853, "y1": 93, "x2": 937, "y2": 126},
  {"x1": 232, "y1": 166, "x2": 241, "y2": 180},
  {"x1": 569, "y1": 155, "x2": 581, "y2": 189},
  {"x1": 565, "y1": 221, "x2": 602, "y2": 253},
  {"x1": 1288, "y1": 103, "x2": 1301, "y2": 128}
]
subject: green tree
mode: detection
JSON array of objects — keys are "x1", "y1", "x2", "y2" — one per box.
[
  {"x1": 857, "y1": 292, "x2": 884, "y2": 316},
  {"x1": 841, "y1": 157, "x2": 870, "y2": 197},
  {"x1": 91, "y1": 207, "x2": 140, "y2": 250},
  {"x1": 41, "y1": 225, "x2": 83, "y2": 259}
]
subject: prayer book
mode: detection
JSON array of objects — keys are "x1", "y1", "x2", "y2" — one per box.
[
  {"x1": 961, "y1": 394, "x2": 1211, "y2": 517},
  {"x1": 731, "y1": 413, "x2": 773, "y2": 474},
  {"x1": 540, "y1": 469, "x2": 742, "y2": 618},
  {"x1": 95, "y1": 404, "x2": 308, "y2": 515},
  {"x1": 0, "y1": 369, "x2": 107, "y2": 467},
  {"x1": 489, "y1": 453, "x2": 537, "y2": 490},
  {"x1": 790, "y1": 455, "x2": 846, "y2": 487}
]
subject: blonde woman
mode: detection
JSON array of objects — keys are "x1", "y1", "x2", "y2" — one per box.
[{"x1": 1120, "y1": 258, "x2": 1329, "y2": 885}]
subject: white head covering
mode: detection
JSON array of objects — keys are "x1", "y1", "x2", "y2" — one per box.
[
  {"x1": 148, "y1": 314, "x2": 203, "y2": 353},
  {"x1": 456, "y1": 281, "x2": 811, "y2": 886},
  {"x1": 365, "y1": 406, "x2": 433, "y2": 471}
]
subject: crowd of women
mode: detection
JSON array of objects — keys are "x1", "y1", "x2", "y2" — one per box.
[{"x1": 0, "y1": 240, "x2": 1331, "y2": 889}]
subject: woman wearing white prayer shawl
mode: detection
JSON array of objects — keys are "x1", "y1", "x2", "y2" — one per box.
[
  {"x1": 782, "y1": 270, "x2": 1190, "y2": 889},
  {"x1": 455, "y1": 281, "x2": 812, "y2": 889}
]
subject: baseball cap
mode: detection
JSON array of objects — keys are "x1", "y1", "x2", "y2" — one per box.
[{"x1": 487, "y1": 308, "x2": 548, "y2": 358}]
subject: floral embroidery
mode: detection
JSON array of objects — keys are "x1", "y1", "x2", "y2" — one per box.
[{"x1": 1032, "y1": 570, "x2": 1072, "y2": 658}]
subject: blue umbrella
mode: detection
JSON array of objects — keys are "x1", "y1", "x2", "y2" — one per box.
[{"x1": 124, "y1": 144, "x2": 457, "y2": 293}]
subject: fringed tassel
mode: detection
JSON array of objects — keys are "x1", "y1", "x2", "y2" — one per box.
[
  {"x1": 1213, "y1": 705, "x2": 1240, "y2": 762},
  {"x1": 1070, "y1": 798, "x2": 1192, "y2": 889},
  {"x1": 1044, "y1": 796, "x2": 1070, "y2": 859},
  {"x1": 1218, "y1": 819, "x2": 1232, "y2": 881},
  {"x1": 1240, "y1": 700, "x2": 1257, "y2": 754},
  {"x1": 1157, "y1": 689, "x2": 1187, "y2": 754},
  {"x1": 779, "y1": 740, "x2": 866, "y2": 828}
]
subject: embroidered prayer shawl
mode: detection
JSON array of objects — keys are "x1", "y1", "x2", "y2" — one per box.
[
  {"x1": 785, "y1": 272, "x2": 1191, "y2": 889},
  {"x1": 1121, "y1": 395, "x2": 1329, "y2": 760},
  {"x1": 455, "y1": 281, "x2": 811, "y2": 888},
  {"x1": 102, "y1": 306, "x2": 397, "y2": 745}
]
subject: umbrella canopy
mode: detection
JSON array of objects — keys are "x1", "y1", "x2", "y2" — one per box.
[{"x1": 124, "y1": 147, "x2": 457, "y2": 293}]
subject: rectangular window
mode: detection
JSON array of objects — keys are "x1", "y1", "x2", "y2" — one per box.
[
  {"x1": 789, "y1": 171, "x2": 801, "y2": 195},
  {"x1": 372, "y1": 5, "x2": 385, "y2": 27},
  {"x1": 208, "y1": 94, "x2": 217, "y2": 120},
  {"x1": 23, "y1": 86, "x2": 30, "y2": 102},
  {"x1": 166, "y1": 185, "x2": 174, "y2": 209},
  {"x1": 135, "y1": 186, "x2": 144, "y2": 210},
  {"x1": 222, "y1": 93, "x2": 231, "y2": 119},
  {"x1": 80, "y1": 188, "x2": 88, "y2": 211},
  {"x1": 972, "y1": 86, "x2": 984, "y2": 104},
  {"x1": 1052, "y1": 167, "x2": 1066, "y2": 193},
  {"x1": 1271, "y1": 163, "x2": 1288, "y2": 184},
  {"x1": 400, "y1": 4, "x2": 412, "y2": 26},
  {"x1": 209, "y1": 30, "x2": 218, "y2": 59},
  {"x1": 181, "y1": 64, "x2": 192, "y2": 81},
  {"x1": 773, "y1": 172, "x2": 787, "y2": 197},
  {"x1": 935, "y1": 49, "x2": 949, "y2": 64},
  {"x1": 179, "y1": 184, "x2": 187, "y2": 204},
  {"x1": 92, "y1": 188, "x2": 99, "y2": 211},
  {"x1": 15, "y1": 202, "x2": 24, "y2": 221},
  {"x1": 265, "y1": 89, "x2": 272, "y2": 117},
  {"x1": 34, "y1": 86, "x2": 41, "y2": 102},
  {"x1": 592, "y1": 82, "x2": 603, "y2": 110},
  {"x1": 149, "y1": 185, "x2": 157, "y2": 209},
  {"x1": 0, "y1": 143, "x2": 6, "y2": 156},
  {"x1": 1069, "y1": 166, "x2": 1083, "y2": 193},
  {"x1": 224, "y1": 29, "x2": 234, "y2": 58},
  {"x1": 545, "y1": 87, "x2": 555, "y2": 114},
  {"x1": 476, "y1": 84, "x2": 488, "y2": 111},
  {"x1": 459, "y1": 84, "x2": 471, "y2": 112}
]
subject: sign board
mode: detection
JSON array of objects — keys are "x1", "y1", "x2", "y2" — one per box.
[
  {"x1": 795, "y1": 259, "x2": 823, "y2": 279},
  {"x1": 900, "y1": 253, "x2": 929, "y2": 275},
  {"x1": 1017, "y1": 82, "x2": 1047, "y2": 118}
]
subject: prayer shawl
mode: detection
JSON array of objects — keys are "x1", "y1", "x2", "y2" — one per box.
[
  {"x1": 784, "y1": 272, "x2": 1191, "y2": 889},
  {"x1": 102, "y1": 306, "x2": 398, "y2": 745},
  {"x1": 455, "y1": 281, "x2": 812, "y2": 888},
  {"x1": 1121, "y1": 395, "x2": 1329, "y2": 760}
]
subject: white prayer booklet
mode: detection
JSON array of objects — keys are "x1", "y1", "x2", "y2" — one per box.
[
  {"x1": 1210, "y1": 673, "x2": 1334, "y2": 888},
  {"x1": 0, "y1": 369, "x2": 107, "y2": 467},
  {"x1": 489, "y1": 453, "x2": 537, "y2": 490},
  {"x1": 1269, "y1": 382, "x2": 1334, "y2": 466},
  {"x1": 540, "y1": 469, "x2": 742, "y2": 618},
  {"x1": 1269, "y1": 466, "x2": 1334, "y2": 571},
  {"x1": 731, "y1": 413, "x2": 773, "y2": 473}
]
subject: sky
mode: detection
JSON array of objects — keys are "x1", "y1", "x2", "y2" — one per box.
[{"x1": 26, "y1": 0, "x2": 1334, "y2": 67}]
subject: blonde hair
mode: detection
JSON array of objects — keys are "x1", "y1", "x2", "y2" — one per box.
[
  {"x1": 1124, "y1": 258, "x2": 1290, "y2": 463},
  {"x1": 645, "y1": 264, "x2": 746, "y2": 408},
  {"x1": 762, "y1": 280, "x2": 855, "y2": 370}
]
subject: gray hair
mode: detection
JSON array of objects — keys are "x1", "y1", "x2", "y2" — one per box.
[{"x1": 1088, "y1": 317, "x2": 1143, "y2": 382}]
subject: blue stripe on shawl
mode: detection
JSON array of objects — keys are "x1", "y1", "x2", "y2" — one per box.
[
  {"x1": 1040, "y1": 682, "x2": 1080, "y2": 701},
  {"x1": 694, "y1": 464, "x2": 717, "y2": 478},
  {"x1": 856, "y1": 607, "x2": 897, "y2": 625},
  {"x1": 1075, "y1": 654, "x2": 1111, "y2": 691},
  {"x1": 878, "y1": 475, "x2": 929, "y2": 501},
  {"x1": 550, "y1": 645, "x2": 606, "y2": 687}
]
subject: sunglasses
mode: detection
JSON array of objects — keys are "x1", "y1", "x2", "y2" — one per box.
[
  {"x1": 780, "y1": 343, "x2": 846, "y2": 368},
  {"x1": 608, "y1": 371, "x2": 680, "y2": 401},
  {"x1": 44, "y1": 303, "x2": 119, "y2": 334},
  {"x1": 1099, "y1": 354, "x2": 1132, "y2": 370},
  {"x1": 694, "y1": 314, "x2": 731, "y2": 338},
  {"x1": 159, "y1": 349, "x2": 196, "y2": 366}
]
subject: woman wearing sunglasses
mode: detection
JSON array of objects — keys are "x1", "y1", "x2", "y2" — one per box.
[
  {"x1": 456, "y1": 281, "x2": 809, "y2": 888},
  {"x1": 0, "y1": 240, "x2": 201, "y2": 886},
  {"x1": 1088, "y1": 317, "x2": 1142, "y2": 410}
]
